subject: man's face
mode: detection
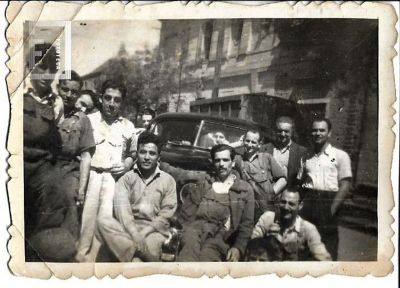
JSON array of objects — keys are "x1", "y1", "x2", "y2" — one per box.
[
  {"x1": 276, "y1": 122, "x2": 293, "y2": 147},
  {"x1": 100, "y1": 88, "x2": 122, "y2": 118},
  {"x1": 279, "y1": 190, "x2": 302, "y2": 224},
  {"x1": 311, "y1": 121, "x2": 331, "y2": 146},
  {"x1": 137, "y1": 143, "x2": 160, "y2": 173},
  {"x1": 213, "y1": 150, "x2": 235, "y2": 180},
  {"x1": 244, "y1": 131, "x2": 260, "y2": 154},
  {"x1": 75, "y1": 94, "x2": 94, "y2": 114},
  {"x1": 142, "y1": 114, "x2": 153, "y2": 128},
  {"x1": 30, "y1": 63, "x2": 55, "y2": 93},
  {"x1": 247, "y1": 250, "x2": 269, "y2": 262},
  {"x1": 57, "y1": 80, "x2": 81, "y2": 109}
]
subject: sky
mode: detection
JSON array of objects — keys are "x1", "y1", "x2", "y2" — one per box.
[{"x1": 70, "y1": 20, "x2": 162, "y2": 76}]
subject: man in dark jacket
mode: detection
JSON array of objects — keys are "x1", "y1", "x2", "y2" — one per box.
[
  {"x1": 177, "y1": 144, "x2": 254, "y2": 262},
  {"x1": 261, "y1": 116, "x2": 307, "y2": 185}
]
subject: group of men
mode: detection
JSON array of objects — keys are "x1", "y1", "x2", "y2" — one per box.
[{"x1": 23, "y1": 43, "x2": 352, "y2": 263}]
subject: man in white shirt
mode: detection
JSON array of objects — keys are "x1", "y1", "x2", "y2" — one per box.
[
  {"x1": 297, "y1": 118, "x2": 352, "y2": 260},
  {"x1": 75, "y1": 79, "x2": 137, "y2": 262}
]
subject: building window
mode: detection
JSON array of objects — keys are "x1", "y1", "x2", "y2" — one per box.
[
  {"x1": 231, "y1": 19, "x2": 244, "y2": 46},
  {"x1": 204, "y1": 20, "x2": 214, "y2": 60}
]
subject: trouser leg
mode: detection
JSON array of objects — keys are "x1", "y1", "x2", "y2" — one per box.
[
  {"x1": 76, "y1": 171, "x2": 102, "y2": 260},
  {"x1": 177, "y1": 222, "x2": 203, "y2": 262},
  {"x1": 199, "y1": 233, "x2": 230, "y2": 262},
  {"x1": 60, "y1": 170, "x2": 80, "y2": 240},
  {"x1": 96, "y1": 215, "x2": 136, "y2": 262}
]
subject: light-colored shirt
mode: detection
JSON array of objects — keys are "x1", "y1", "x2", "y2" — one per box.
[
  {"x1": 272, "y1": 140, "x2": 291, "y2": 177},
  {"x1": 252, "y1": 211, "x2": 332, "y2": 261},
  {"x1": 113, "y1": 164, "x2": 177, "y2": 236},
  {"x1": 297, "y1": 144, "x2": 352, "y2": 192},
  {"x1": 212, "y1": 173, "x2": 236, "y2": 231},
  {"x1": 88, "y1": 111, "x2": 136, "y2": 169}
]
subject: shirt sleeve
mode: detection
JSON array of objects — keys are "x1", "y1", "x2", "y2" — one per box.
[
  {"x1": 125, "y1": 120, "x2": 137, "y2": 159},
  {"x1": 114, "y1": 172, "x2": 140, "y2": 238},
  {"x1": 251, "y1": 212, "x2": 273, "y2": 239},
  {"x1": 268, "y1": 154, "x2": 287, "y2": 181},
  {"x1": 150, "y1": 175, "x2": 178, "y2": 234},
  {"x1": 79, "y1": 115, "x2": 96, "y2": 154},
  {"x1": 337, "y1": 150, "x2": 353, "y2": 180},
  {"x1": 304, "y1": 221, "x2": 332, "y2": 261}
]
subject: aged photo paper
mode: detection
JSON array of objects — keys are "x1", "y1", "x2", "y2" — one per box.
[{"x1": 5, "y1": 1, "x2": 397, "y2": 279}]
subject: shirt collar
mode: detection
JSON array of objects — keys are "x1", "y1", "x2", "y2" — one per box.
[
  {"x1": 133, "y1": 163, "x2": 161, "y2": 182},
  {"x1": 276, "y1": 140, "x2": 292, "y2": 153},
  {"x1": 100, "y1": 112, "x2": 123, "y2": 124},
  {"x1": 284, "y1": 215, "x2": 302, "y2": 234}
]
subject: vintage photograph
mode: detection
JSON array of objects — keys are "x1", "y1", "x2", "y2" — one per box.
[{"x1": 6, "y1": 1, "x2": 397, "y2": 279}]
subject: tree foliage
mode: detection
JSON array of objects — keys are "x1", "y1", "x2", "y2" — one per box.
[{"x1": 101, "y1": 47, "x2": 186, "y2": 121}]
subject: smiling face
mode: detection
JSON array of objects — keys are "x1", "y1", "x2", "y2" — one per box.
[
  {"x1": 75, "y1": 94, "x2": 95, "y2": 114},
  {"x1": 212, "y1": 149, "x2": 235, "y2": 181},
  {"x1": 311, "y1": 121, "x2": 331, "y2": 146},
  {"x1": 137, "y1": 143, "x2": 160, "y2": 174},
  {"x1": 279, "y1": 190, "x2": 302, "y2": 226},
  {"x1": 244, "y1": 131, "x2": 260, "y2": 154},
  {"x1": 100, "y1": 88, "x2": 122, "y2": 119},
  {"x1": 213, "y1": 132, "x2": 226, "y2": 144},
  {"x1": 57, "y1": 80, "x2": 81, "y2": 109}
]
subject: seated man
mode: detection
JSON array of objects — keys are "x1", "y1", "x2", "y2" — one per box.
[
  {"x1": 177, "y1": 144, "x2": 254, "y2": 262},
  {"x1": 96, "y1": 131, "x2": 177, "y2": 262},
  {"x1": 245, "y1": 236, "x2": 284, "y2": 262},
  {"x1": 252, "y1": 188, "x2": 331, "y2": 261}
]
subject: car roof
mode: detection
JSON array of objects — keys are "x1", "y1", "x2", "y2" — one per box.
[{"x1": 151, "y1": 112, "x2": 268, "y2": 129}]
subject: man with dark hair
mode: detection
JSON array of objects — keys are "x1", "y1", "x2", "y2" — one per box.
[
  {"x1": 261, "y1": 116, "x2": 307, "y2": 185},
  {"x1": 75, "y1": 90, "x2": 98, "y2": 114},
  {"x1": 140, "y1": 108, "x2": 156, "y2": 129},
  {"x1": 245, "y1": 236, "x2": 284, "y2": 262},
  {"x1": 177, "y1": 144, "x2": 254, "y2": 262},
  {"x1": 297, "y1": 118, "x2": 352, "y2": 260},
  {"x1": 76, "y1": 79, "x2": 137, "y2": 262},
  {"x1": 252, "y1": 188, "x2": 331, "y2": 261},
  {"x1": 96, "y1": 131, "x2": 177, "y2": 262},
  {"x1": 235, "y1": 130, "x2": 287, "y2": 222},
  {"x1": 54, "y1": 70, "x2": 95, "y2": 242}
]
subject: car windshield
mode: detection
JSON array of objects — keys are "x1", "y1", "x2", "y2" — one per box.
[
  {"x1": 195, "y1": 121, "x2": 246, "y2": 149},
  {"x1": 151, "y1": 120, "x2": 201, "y2": 146},
  {"x1": 151, "y1": 119, "x2": 248, "y2": 149}
]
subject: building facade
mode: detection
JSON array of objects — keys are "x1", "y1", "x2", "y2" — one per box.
[{"x1": 159, "y1": 19, "x2": 378, "y2": 194}]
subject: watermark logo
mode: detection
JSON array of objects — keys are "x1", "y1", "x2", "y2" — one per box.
[{"x1": 25, "y1": 21, "x2": 71, "y2": 80}]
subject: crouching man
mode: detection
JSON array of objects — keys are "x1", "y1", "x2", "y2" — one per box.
[
  {"x1": 251, "y1": 188, "x2": 331, "y2": 261},
  {"x1": 96, "y1": 131, "x2": 177, "y2": 262},
  {"x1": 177, "y1": 144, "x2": 254, "y2": 262}
]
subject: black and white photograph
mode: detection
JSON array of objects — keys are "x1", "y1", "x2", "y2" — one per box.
[{"x1": 4, "y1": 1, "x2": 398, "y2": 279}]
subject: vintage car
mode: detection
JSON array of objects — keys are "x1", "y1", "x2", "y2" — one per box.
[{"x1": 147, "y1": 112, "x2": 275, "y2": 171}]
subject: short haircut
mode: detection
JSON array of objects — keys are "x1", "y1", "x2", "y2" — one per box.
[
  {"x1": 101, "y1": 79, "x2": 127, "y2": 99},
  {"x1": 312, "y1": 117, "x2": 332, "y2": 131},
  {"x1": 142, "y1": 108, "x2": 156, "y2": 119},
  {"x1": 137, "y1": 131, "x2": 163, "y2": 153},
  {"x1": 276, "y1": 116, "x2": 295, "y2": 128},
  {"x1": 282, "y1": 186, "x2": 303, "y2": 203},
  {"x1": 59, "y1": 70, "x2": 83, "y2": 89},
  {"x1": 246, "y1": 236, "x2": 284, "y2": 262},
  {"x1": 210, "y1": 144, "x2": 236, "y2": 161},
  {"x1": 27, "y1": 42, "x2": 57, "y2": 73},
  {"x1": 80, "y1": 90, "x2": 98, "y2": 112}
]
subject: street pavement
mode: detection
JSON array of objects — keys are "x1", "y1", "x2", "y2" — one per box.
[{"x1": 337, "y1": 225, "x2": 377, "y2": 261}]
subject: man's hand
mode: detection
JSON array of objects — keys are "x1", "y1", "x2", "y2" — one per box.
[
  {"x1": 133, "y1": 235, "x2": 148, "y2": 254},
  {"x1": 111, "y1": 162, "x2": 127, "y2": 176},
  {"x1": 266, "y1": 223, "x2": 280, "y2": 236},
  {"x1": 226, "y1": 247, "x2": 241, "y2": 262},
  {"x1": 331, "y1": 203, "x2": 339, "y2": 217}
]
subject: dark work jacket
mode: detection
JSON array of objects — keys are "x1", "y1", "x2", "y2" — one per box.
[
  {"x1": 178, "y1": 170, "x2": 254, "y2": 256},
  {"x1": 261, "y1": 141, "x2": 307, "y2": 186}
]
